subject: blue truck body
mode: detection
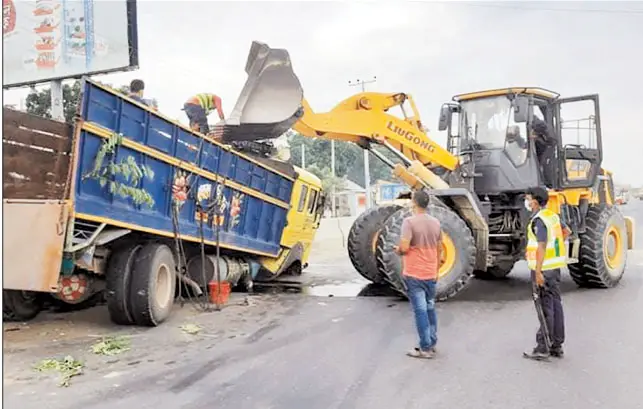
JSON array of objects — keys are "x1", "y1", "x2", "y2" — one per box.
[{"x1": 74, "y1": 79, "x2": 295, "y2": 257}]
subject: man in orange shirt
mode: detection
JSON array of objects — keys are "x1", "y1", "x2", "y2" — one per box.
[{"x1": 395, "y1": 190, "x2": 441, "y2": 359}]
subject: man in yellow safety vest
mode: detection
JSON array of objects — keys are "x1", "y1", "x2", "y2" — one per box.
[
  {"x1": 523, "y1": 186, "x2": 571, "y2": 361},
  {"x1": 183, "y1": 93, "x2": 225, "y2": 135}
]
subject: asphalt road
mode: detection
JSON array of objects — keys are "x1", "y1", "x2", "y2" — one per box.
[{"x1": 6, "y1": 201, "x2": 643, "y2": 409}]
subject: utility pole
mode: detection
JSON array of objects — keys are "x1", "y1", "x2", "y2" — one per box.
[
  {"x1": 50, "y1": 80, "x2": 64, "y2": 121},
  {"x1": 301, "y1": 144, "x2": 306, "y2": 169},
  {"x1": 331, "y1": 139, "x2": 336, "y2": 217},
  {"x1": 348, "y1": 76, "x2": 377, "y2": 210}
]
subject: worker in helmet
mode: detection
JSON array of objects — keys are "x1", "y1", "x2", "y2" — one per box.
[{"x1": 183, "y1": 93, "x2": 225, "y2": 135}]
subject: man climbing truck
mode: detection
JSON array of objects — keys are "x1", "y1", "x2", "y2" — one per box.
[
  {"x1": 2, "y1": 42, "x2": 325, "y2": 326},
  {"x1": 184, "y1": 92, "x2": 225, "y2": 134},
  {"x1": 205, "y1": 43, "x2": 635, "y2": 301}
]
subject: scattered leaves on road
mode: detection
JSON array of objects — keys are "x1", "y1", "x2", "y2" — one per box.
[
  {"x1": 91, "y1": 336, "x2": 131, "y2": 356},
  {"x1": 180, "y1": 323, "x2": 203, "y2": 335},
  {"x1": 34, "y1": 356, "x2": 83, "y2": 387}
]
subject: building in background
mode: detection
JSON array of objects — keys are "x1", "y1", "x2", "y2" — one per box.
[
  {"x1": 373, "y1": 180, "x2": 407, "y2": 205},
  {"x1": 332, "y1": 179, "x2": 366, "y2": 217}
]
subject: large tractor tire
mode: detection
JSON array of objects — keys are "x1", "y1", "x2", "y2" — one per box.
[
  {"x1": 3, "y1": 290, "x2": 43, "y2": 322},
  {"x1": 569, "y1": 206, "x2": 628, "y2": 288},
  {"x1": 105, "y1": 243, "x2": 144, "y2": 325},
  {"x1": 347, "y1": 204, "x2": 402, "y2": 284},
  {"x1": 130, "y1": 243, "x2": 177, "y2": 327},
  {"x1": 474, "y1": 261, "x2": 516, "y2": 280},
  {"x1": 375, "y1": 205, "x2": 477, "y2": 301}
]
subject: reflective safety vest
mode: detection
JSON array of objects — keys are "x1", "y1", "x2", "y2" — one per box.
[
  {"x1": 526, "y1": 208, "x2": 567, "y2": 271},
  {"x1": 194, "y1": 93, "x2": 217, "y2": 115}
]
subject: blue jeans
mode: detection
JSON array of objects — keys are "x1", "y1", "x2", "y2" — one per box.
[{"x1": 404, "y1": 276, "x2": 438, "y2": 351}]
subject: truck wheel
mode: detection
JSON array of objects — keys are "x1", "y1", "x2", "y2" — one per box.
[
  {"x1": 130, "y1": 243, "x2": 177, "y2": 326},
  {"x1": 348, "y1": 204, "x2": 401, "y2": 284},
  {"x1": 375, "y1": 205, "x2": 476, "y2": 300},
  {"x1": 3, "y1": 290, "x2": 43, "y2": 322},
  {"x1": 105, "y1": 244, "x2": 143, "y2": 325},
  {"x1": 474, "y1": 261, "x2": 516, "y2": 280},
  {"x1": 569, "y1": 206, "x2": 628, "y2": 288}
]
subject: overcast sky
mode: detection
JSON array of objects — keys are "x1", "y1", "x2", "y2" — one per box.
[{"x1": 4, "y1": 0, "x2": 643, "y2": 186}]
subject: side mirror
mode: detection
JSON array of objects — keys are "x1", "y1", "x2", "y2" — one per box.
[
  {"x1": 512, "y1": 97, "x2": 529, "y2": 123},
  {"x1": 438, "y1": 104, "x2": 452, "y2": 131}
]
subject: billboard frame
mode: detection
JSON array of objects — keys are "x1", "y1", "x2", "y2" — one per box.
[{"x1": 2, "y1": 0, "x2": 140, "y2": 90}]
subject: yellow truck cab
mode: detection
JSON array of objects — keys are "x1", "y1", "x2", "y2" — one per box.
[{"x1": 258, "y1": 166, "x2": 325, "y2": 278}]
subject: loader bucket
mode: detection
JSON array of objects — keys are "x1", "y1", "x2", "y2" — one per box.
[{"x1": 215, "y1": 41, "x2": 304, "y2": 143}]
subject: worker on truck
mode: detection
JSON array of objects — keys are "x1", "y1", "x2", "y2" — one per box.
[
  {"x1": 128, "y1": 79, "x2": 158, "y2": 111},
  {"x1": 128, "y1": 80, "x2": 148, "y2": 104},
  {"x1": 183, "y1": 93, "x2": 225, "y2": 135}
]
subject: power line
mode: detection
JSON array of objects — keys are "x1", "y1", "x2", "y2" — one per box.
[{"x1": 455, "y1": 2, "x2": 643, "y2": 15}]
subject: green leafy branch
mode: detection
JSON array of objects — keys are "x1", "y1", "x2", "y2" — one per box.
[
  {"x1": 34, "y1": 356, "x2": 84, "y2": 387},
  {"x1": 84, "y1": 132, "x2": 156, "y2": 207}
]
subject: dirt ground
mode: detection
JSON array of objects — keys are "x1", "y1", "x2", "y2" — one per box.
[{"x1": 2, "y1": 216, "x2": 362, "y2": 390}]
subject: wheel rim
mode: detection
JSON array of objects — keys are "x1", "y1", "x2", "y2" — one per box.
[
  {"x1": 156, "y1": 263, "x2": 173, "y2": 309},
  {"x1": 371, "y1": 230, "x2": 381, "y2": 253},
  {"x1": 439, "y1": 233, "x2": 457, "y2": 278},
  {"x1": 604, "y1": 225, "x2": 623, "y2": 270}
]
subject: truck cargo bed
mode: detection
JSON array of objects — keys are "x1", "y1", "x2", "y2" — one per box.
[{"x1": 73, "y1": 79, "x2": 295, "y2": 257}]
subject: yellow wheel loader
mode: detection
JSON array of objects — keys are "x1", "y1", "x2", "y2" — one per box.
[{"x1": 220, "y1": 41, "x2": 636, "y2": 300}]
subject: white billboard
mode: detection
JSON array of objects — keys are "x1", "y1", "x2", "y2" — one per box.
[{"x1": 2, "y1": 0, "x2": 139, "y2": 88}]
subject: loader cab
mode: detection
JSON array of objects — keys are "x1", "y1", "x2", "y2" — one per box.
[{"x1": 438, "y1": 88, "x2": 603, "y2": 195}]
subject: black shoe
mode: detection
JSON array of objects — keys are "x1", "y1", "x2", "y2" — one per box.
[
  {"x1": 550, "y1": 347, "x2": 564, "y2": 358},
  {"x1": 523, "y1": 348, "x2": 550, "y2": 361}
]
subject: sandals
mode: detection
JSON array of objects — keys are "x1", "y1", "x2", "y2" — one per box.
[{"x1": 407, "y1": 347, "x2": 435, "y2": 359}]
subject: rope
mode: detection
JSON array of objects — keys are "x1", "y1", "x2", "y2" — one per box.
[{"x1": 168, "y1": 130, "x2": 219, "y2": 312}]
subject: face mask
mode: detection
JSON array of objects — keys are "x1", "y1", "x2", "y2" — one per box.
[{"x1": 524, "y1": 199, "x2": 532, "y2": 211}]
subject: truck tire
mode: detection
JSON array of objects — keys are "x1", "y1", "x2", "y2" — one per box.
[
  {"x1": 375, "y1": 205, "x2": 476, "y2": 301},
  {"x1": 129, "y1": 243, "x2": 177, "y2": 327},
  {"x1": 3, "y1": 290, "x2": 43, "y2": 322},
  {"x1": 569, "y1": 206, "x2": 628, "y2": 288},
  {"x1": 474, "y1": 261, "x2": 516, "y2": 280},
  {"x1": 105, "y1": 244, "x2": 143, "y2": 325},
  {"x1": 348, "y1": 204, "x2": 401, "y2": 284}
]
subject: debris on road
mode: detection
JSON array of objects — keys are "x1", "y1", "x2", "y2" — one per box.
[
  {"x1": 34, "y1": 356, "x2": 83, "y2": 387},
  {"x1": 180, "y1": 323, "x2": 203, "y2": 335},
  {"x1": 91, "y1": 336, "x2": 131, "y2": 356}
]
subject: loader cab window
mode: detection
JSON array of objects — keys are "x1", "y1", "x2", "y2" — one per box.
[
  {"x1": 298, "y1": 185, "x2": 309, "y2": 212},
  {"x1": 460, "y1": 96, "x2": 528, "y2": 165}
]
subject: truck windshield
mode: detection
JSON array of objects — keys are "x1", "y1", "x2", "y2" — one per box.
[{"x1": 459, "y1": 96, "x2": 514, "y2": 149}]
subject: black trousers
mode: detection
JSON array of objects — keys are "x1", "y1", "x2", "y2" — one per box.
[
  {"x1": 532, "y1": 268, "x2": 565, "y2": 350},
  {"x1": 184, "y1": 103, "x2": 209, "y2": 134},
  {"x1": 538, "y1": 146, "x2": 556, "y2": 188}
]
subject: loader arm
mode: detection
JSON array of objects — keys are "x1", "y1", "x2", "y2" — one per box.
[
  {"x1": 220, "y1": 40, "x2": 458, "y2": 173},
  {"x1": 222, "y1": 40, "x2": 489, "y2": 272},
  {"x1": 292, "y1": 93, "x2": 459, "y2": 172}
]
